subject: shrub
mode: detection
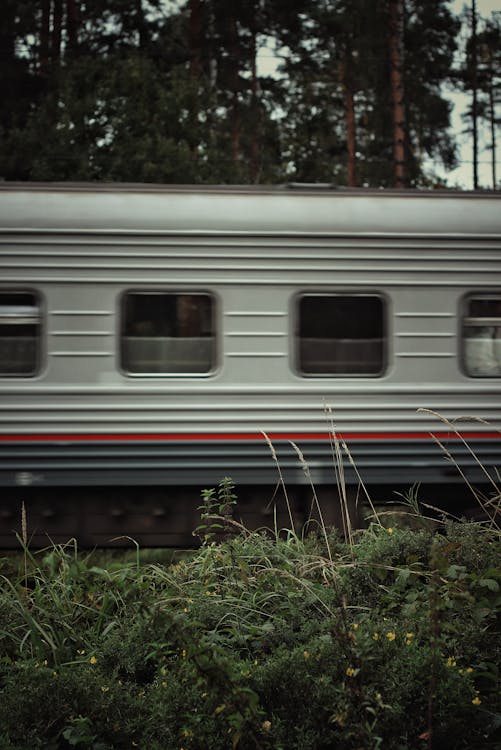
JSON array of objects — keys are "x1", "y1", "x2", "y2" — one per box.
[{"x1": 0, "y1": 504, "x2": 500, "y2": 749}]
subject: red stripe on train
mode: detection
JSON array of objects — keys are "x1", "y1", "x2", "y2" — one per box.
[{"x1": 0, "y1": 431, "x2": 499, "y2": 442}]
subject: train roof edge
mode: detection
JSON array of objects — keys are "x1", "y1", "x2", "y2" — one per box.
[{"x1": 0, "y1": 181, "x2": 499, "y2": 197}]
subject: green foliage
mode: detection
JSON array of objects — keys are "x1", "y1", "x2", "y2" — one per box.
[
  {"x1": 195, "y1": 476, "x2": 238, "y2": 544},
  {"x1": 0, "y1": 0, "x2": 481, "y2": 186},
  {"x1": 1, "y1": 512, "x2": 500, "y2": 749}
]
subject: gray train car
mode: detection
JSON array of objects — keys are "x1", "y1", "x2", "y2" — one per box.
[{"x1": 0, "y1": 184, "x2": 500, "y2": 544}]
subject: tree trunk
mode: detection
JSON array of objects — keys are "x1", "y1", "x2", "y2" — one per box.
[
  {"x1": 229, "y1": 14, "x2": 241, "y2": 168},
  {"x1": 470, "y1": 0, "x2": 479, "y2": 188},
  {"x1": 66, "y1": 0, "x2": 78, "y2": 57},
  {"x1": 135, "y1": 0, "x2": 147, "y2": 51},
  {"x1": 488, "y1": 73, "x2": 496, "y2": 189},
  {"x1": 188, "y1": 0, "x2": 202, "y2": 161},
  {"x1": 189, "y1": 0, "x2": 202, "y2": 79},
  {"x1": 388, "y1": 0, "x2": 406, "y2": 188},
  {"x1": 249, "y1": 24, "x2": 260, "y2": 182},
  {"x1": 41, "y1": 0, "x2": 51, "y2": 72},
  {"x1": 345, "y1": 85, "x2": 356, "y2": 187},
  {"x1": 52, "y1": 0, "x2": 63, "y2": 63},
  {"x1": 339, "y1": 59, "x2": 357, "y2": 187}
]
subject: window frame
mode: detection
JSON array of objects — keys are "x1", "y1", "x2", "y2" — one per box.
[
  {"x1": 460, "y1": 293, "x2": 501, "y2": 379},
  {"x1": 0, "y1": 289, "x2": 43, "y2": 378},
  {"x1": 292, "y1": 291, "x2": 388, "y2": 378},
  {"x1": 119, "y1": 289, "x2": 219, "y2": 377}
]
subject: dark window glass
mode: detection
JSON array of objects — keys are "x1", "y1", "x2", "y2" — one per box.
[
  {"x1": 462, "y1": 296, "x2": 501, "y2": 377},
  {"x1": 0, "y1": 292, "x2": 40, "y2": 376},
  {"x1": 297, "y1": 294, "x2": 385, "y2": 375},
  {"x1": 121, "y1": 292, "x2": 216, "y2": 374}
]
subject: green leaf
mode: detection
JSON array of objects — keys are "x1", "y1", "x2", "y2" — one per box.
[
  {"x1": 479, "y1": 579, "x2": 500, "y2": 592},
  {"x1": 446, "y1": 564, "x2": 467, "y2": 580}
]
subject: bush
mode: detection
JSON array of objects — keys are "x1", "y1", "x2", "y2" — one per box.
[{"x1": 0, "y1": 511, "x2": 500, "y2": 749}]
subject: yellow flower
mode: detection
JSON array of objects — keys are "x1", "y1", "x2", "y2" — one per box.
[
  {"x1": 181, "y1": 649, "x2": 187, "y2": 659},
  {"x1": 101, "y1": 686, "x2": 109, "y2": 693},
  {"x1": 161, "y1": 681, "x2": 167, "y2": 688},
  {"x1": 262, "y1": 720, "x2": 272, "y2": 732},
  {"x1": 89, "y1": 656, "x2": 97, "y2": 665},
  {"x1": 387, "y1": 527, "x2": 394, "y2": 534},
  {"x1": 303, "y1": 650, "x2": 310, "y2": 660},
  {"x1": 472, "y1": 696, "x2": 481, "y2": 705},
  {"x1": 386, "y1": 631, "x2": 396, "y2": 641},
  {"x1": 346, "y1": 667, "x2": 356, "y2": 677},
  {"x1": 446, "y1": 656, "x2": 457, "y2": 668},
  {"x1": 332, "y1": 712, "x2": 347, "y2": 727},
  {"x1": 466, "y1": 667, "x2": 473, "y2": 674},
  {"x1": 373, "y1": 632, "x2": 379, "y2": 641},
  {"x1": 353, "y1": 623, "x2": 359, "y2": 631},
  {"x1": 406, "y1": 633, "x2": 414, "y2": 640}
]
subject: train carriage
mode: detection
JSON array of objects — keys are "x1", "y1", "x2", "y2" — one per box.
[{"x1": 0, "y1": 184, "x2": 500, "y2": 545}]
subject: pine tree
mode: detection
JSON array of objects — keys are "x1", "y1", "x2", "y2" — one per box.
[
  {"x1": 461, "y1": 10, "x2": 500, "y2": 189},
  {"x1": 0, "y1": 0, "x2": 463, "y2": 186},
  {"x1": 388, "y1": 0, "x2": 406, "y2": 187},
  {"x1": 477, "y1": 18, "x2": 501, "y2": 189}
]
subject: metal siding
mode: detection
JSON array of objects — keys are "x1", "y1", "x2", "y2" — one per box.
[
  {"x1": 1, "y1": 438, "x2": 500, "y2": 487},
  {"x1": 1, "y1": 185, "x2": 500, "y2": 235}
]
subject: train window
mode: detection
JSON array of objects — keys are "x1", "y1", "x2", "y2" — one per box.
[
  {"x1": 296, "y1": 294, "x2": 386, "y2": 376},
  {"x1": 120, "y1": 291, "x2": 216, "y2": 375},
  {"x1": 0, "y1": 291, "x2": 41, "y2": 376},
  {"x1": 462, "y1": 296, "x2": 501, "y2": 377}
]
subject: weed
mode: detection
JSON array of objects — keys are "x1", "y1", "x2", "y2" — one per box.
[{"x1": 194, "y1": 476, "x2": 239, "y2": 545}]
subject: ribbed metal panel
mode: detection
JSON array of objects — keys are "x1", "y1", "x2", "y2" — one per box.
[
  {"x1": 1, "y1": 438, "x2": 499, "y2": 488},
  {"x1": 1, "y1": 238, "x2": 500, "y2": 287},
  {"x1": 0, "y1": 396, "x2": 500, "y2": 426}
]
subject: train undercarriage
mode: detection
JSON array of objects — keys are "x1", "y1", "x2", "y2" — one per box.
[{"x1": 0, "y1": 481, "x2": 491, "y2": 550}]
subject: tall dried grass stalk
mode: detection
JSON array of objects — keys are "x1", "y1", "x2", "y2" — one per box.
[
  {"x1": 261, "y1": 431, "x2": 296, "y2": 533},
  {"x1": 290, "y1": 441, "x2": 333, "y2": 562},
  {"x1": 418, "y1": 408, "x2": 500, "y2": 529},
  {"x1": 21, "y1": 501, "x2": 27, "y2": 546},
  {"x1": 21, "y1": 500, "x2": 28, "y2": 590},
  {"x1": 324, "y1": 405, "x2": 382, "y2": 528},
  {"x1": 329, "y1": 424, "x2": 351, "y2": 543}
]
